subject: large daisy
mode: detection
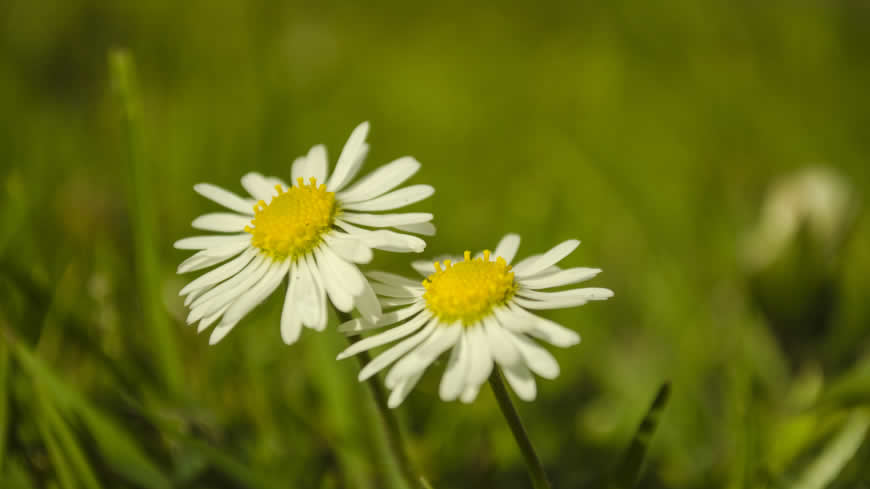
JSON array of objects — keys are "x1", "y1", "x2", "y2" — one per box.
[
  {"x1": 336, "y1": 234, "x2": 612, "y2": 407},
  {"x1": 175, "y1": 122, "x2": 434, "y2": 345}
]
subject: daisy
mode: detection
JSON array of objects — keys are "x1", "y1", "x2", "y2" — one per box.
[
  {"x1": 174, "y1": 122, "x2": 435, "y2": 345},
  {"x1": 336, "y1": 234, "x2": 612, "y2": 407}
]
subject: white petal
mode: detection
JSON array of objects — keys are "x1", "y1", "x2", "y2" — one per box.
[
  {"x1": 411, "y1": 260, "x2": 436, "y2": 277},
  {"x1": 514, "y1": 287, "x2": 613, "y2": 309},
  {"x1": 511, "y1": 253, "x2": 542, "y2": 271},
  {"x1": 318, "y1": 245, "x2": 366, "y2": 297},
  {"x1": 513, "y1": 240, "x2": 580, "y2": 278},
  {"x1": 177, "y1": 246, "x2": 243, "y2": 274},
  {"x1": 180, "y1": 248, "x2": 256, "y2": 296},
  {"x1": 358, "y1": 320, "x2": 438, "y2": 381},
  {"x1": 189, "y1": 254, "x2": 265, "y2": 309},
  {"x1": 387, "y1": 370, "x2": 424, "y2": 408},
  {"x1": 518, "y1": 287, "x2": 613, "y2": 302},
  {"x1": 439, "y1": 329, "x2": 472, "y2": 401},
  {"x1": 335, "y1": 220, "x2": 427, "y2": 253},
  {"x1": 191, "y1": 213, "x2": 251, "y2": 233},
  {"x1": 207, "y1": 323, "x2": 236, "y2": 345},
  {"x1": 313, "y1": 247, "x2": 354, "y2": 312},
  {"x1": 338, "y1": 302, "x2": 427, "y2": 333},
  {"x1": 371, "y1": 282, "x2": 424, "y2": 298},
  {"x1": 491, "y1": 306, "x2": 534, "y2": 334},
  {"x1": 509, "y1": 304, "x2": 580, "y2": 347},
  {"x1": 322, "y1": 233, "x2": 373, "y2": 264},
  {"x1": 483, "y1": 317, "x2": 522, "y2": 367},
  {"x1": 197, "y1": 303, "x2": 229, "y2": 333},
  {"x1": 291, "y1": 257, "x2": 321, "y2": 328},
  {"x1": 494, "y1": 234, "x2": 521, "y2": 264},
  {"x1": 303, "y1": 253, "x2": 328, "y2": 331},
  {"x1": 342, "y1": 185, "x2": 434, "y2": 212},
  {"x1": 385, "y1": 324, "x2": 461, "y2": 389},
  {"x1": 513, "y1": 254, "x2": 561, "y2": 280},
  {"x1": 198, "y1": 239, "x2": 251, "y2": 259},
  {"x1": 327, "y1": 122, "x2": 370, "y2": 192},
  {"x1": 460, "y1": 324, "x2": 493, "y2": 403},
  {"x1": 340, "y1": 212, "x2": 433, "y2": 229},
  {"x1": 188, "y1": 255, "x2": 269, "y2": 322},
  {"x1": 185, "y1": 286, "x2": 207, "y2": 306},
  {"x1": 174, "y1": 234, "x2": 250, "y2": 250},
  {"x1": 460, "y1": 385, "x2": 481, "y2": 404},
  {"x1": 379, "y1": 296, "x2": 419, "y2": 308},
  {"x1": 209, "y1": 260, "x2": 289, "y2": 344},
  {"x1": 217, "y1": 260, "x2": 288, "y2": 326},
  {"x1": 266, "y1": 176, "x2": 288, "y2": 189},
  {"x1": 523, "y1": 265, "x2": 562, "y2": 279},
  {"x1": 519, "y1": 267, "x2": 602, "y2": 289},
  {"x1": 241, "y1": 172, "x2": 279, "y2": 202},
  {"x1": 409, "y1": 255, "x2": 462, "y2": 277},
  {"x1": 508, "y1": 332, "x2": 560, "y2": 379},
  {"x1": 366, "y1": 271, "x2": 424, "y2": 289},
  {"x1": 393, "y1": 222, "x2": 436, "y2": 236},
  {"x1": 194, "y1": 183, "x2": 256, "y2": 215},
  {"x1": 337, "y1": 156, "x2": 421, "y2": 203},
  {"x1": 359, "y1": 230, "x2": 426, "y2": 253},
  {"x1": 177, "y1": 251, "x2": 219, "y2": 275},
  {"x1": 281, "y1": 262, "x2": 303, "y2": 344},
  {"x1": 306, "y1": 144, "x2": 328, "y2": 183},
  {"x1": 291, "y1": 155, "x2": 308, "y2": 183},
  {"x1": 355, "y1": 278, "x2": 383, "y2": 324},
  {"x1": 501, "y1": 363, "x2": 537, "y2": 401},
  {"x1": 513, "y1": 297, "x2": 582, "y2": 310},
  {"x1": 337, "y1": 311, "x2": 430, "y2": 360}
]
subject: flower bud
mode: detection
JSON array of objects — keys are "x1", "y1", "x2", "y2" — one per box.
[{"x1": 742, "y1": 167, "x2": 859, "y2": 363}]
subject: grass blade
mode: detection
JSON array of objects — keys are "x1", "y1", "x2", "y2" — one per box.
[
  {"x1": 791, "y1": 409, "x2": 870, "y2": 489},
  {"x1": 116, "y1": 393, "x2": 288, "y2": 489},
  {"x1": 7, "y1": 332, "x2": 172, "y2": 489},
  {"x1": 108, "y1": 49, "x2": 183, "y2": 396},
  {"x1": 34, "y1": 406, "x2": 79, "y2": 489},
  {"x1": 0, "y1": 333, "x2": 9, "y2": 466},
  {"x1": 611, "y1": 382, "x2": 671, "y2": 489},
  {"x1": 36, "y1": 382, "x2": 105, "y2": 489}
]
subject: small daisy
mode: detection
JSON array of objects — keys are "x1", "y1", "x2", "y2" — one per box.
[
  {"x1": 336, "y1": 234, "x2": 613, "y2": 407},
  {"x1": 174, "y1": 122, "x2": 435, "y2": 345}
]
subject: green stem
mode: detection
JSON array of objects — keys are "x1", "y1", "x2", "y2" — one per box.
[
  {"x1": 108, "y1": 50, "x2": 182, "y2": 396},
  {"x1": 488, "y1": 370, "x2": 552, "y2": 489},
  {"x1": 335, "y1": 310, "x2": 427, "y2": 489}
]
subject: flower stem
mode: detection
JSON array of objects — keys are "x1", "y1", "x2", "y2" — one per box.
[
  {"x1": 488, "y1": 370, "x2": 552, "y2": 489},
  {"x1": 335, "y1": 310, "x2": 428, "y2": 489}
]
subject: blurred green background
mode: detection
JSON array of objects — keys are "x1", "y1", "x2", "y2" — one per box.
[{"x1": 2, "y1": 1, "x2": 870, "y2": 488}]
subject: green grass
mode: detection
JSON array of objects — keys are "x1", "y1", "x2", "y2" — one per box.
[{"x1": 1, "y1": 2, "x2": 869, "y2": 488}]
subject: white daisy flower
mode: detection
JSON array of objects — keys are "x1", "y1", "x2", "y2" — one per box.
[
  {"x1": 336, "y1": 234, "x2": 613, "y2": 407},
  {"x1": 174, "y1": 122, "x2": 435, "y2": 345}
]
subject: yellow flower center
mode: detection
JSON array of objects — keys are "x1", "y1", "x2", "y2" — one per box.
[
  {"x1": 422, "y1": 250, "x2": 517, "y2": 325},
  {"x1": 245, "y1": 177, "x2": 337, "y2": 260}
]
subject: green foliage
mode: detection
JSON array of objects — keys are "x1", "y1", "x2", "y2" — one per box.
[
  {"x1": 610, "y1": 382, "x2": 671, "y2": 489},
  {"x1": 1, "y1": 1, "x2": 869, "y2": 488}
]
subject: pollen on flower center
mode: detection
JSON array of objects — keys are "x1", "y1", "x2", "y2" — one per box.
[
  {"x1": 245, "y1": 177, "x2": 337, "y2": 259},
  {"x1": 423, "y1": 250, "x2": 517, "y2": 325}
]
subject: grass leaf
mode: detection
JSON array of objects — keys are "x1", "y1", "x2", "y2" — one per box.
[
  {"x1": 34, "y1": 404, "x2": 79, "y2": 489},
  {"x1": 610, "y1": 382, "x2": 671, "y2": 489},
  {"x1": 0, "y1": 335, "x2": 9, "y2": 466},
  {"x1": 108, "y1": 48, "x2": 183, "y2": 396},
  {"x1": 791, "y1": 410, "x2": 870, "y2": 489},
  {"x1": 35, "y1": 382, "x2": 105, "y2": 489},
  {"x1": 8, "y1": 334, "x2": 172, "y2": 489}
]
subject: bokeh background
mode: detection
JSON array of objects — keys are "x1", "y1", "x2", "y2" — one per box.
[{"x1": 2, "y1": 2, "x2": 869, "y2": 488}]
